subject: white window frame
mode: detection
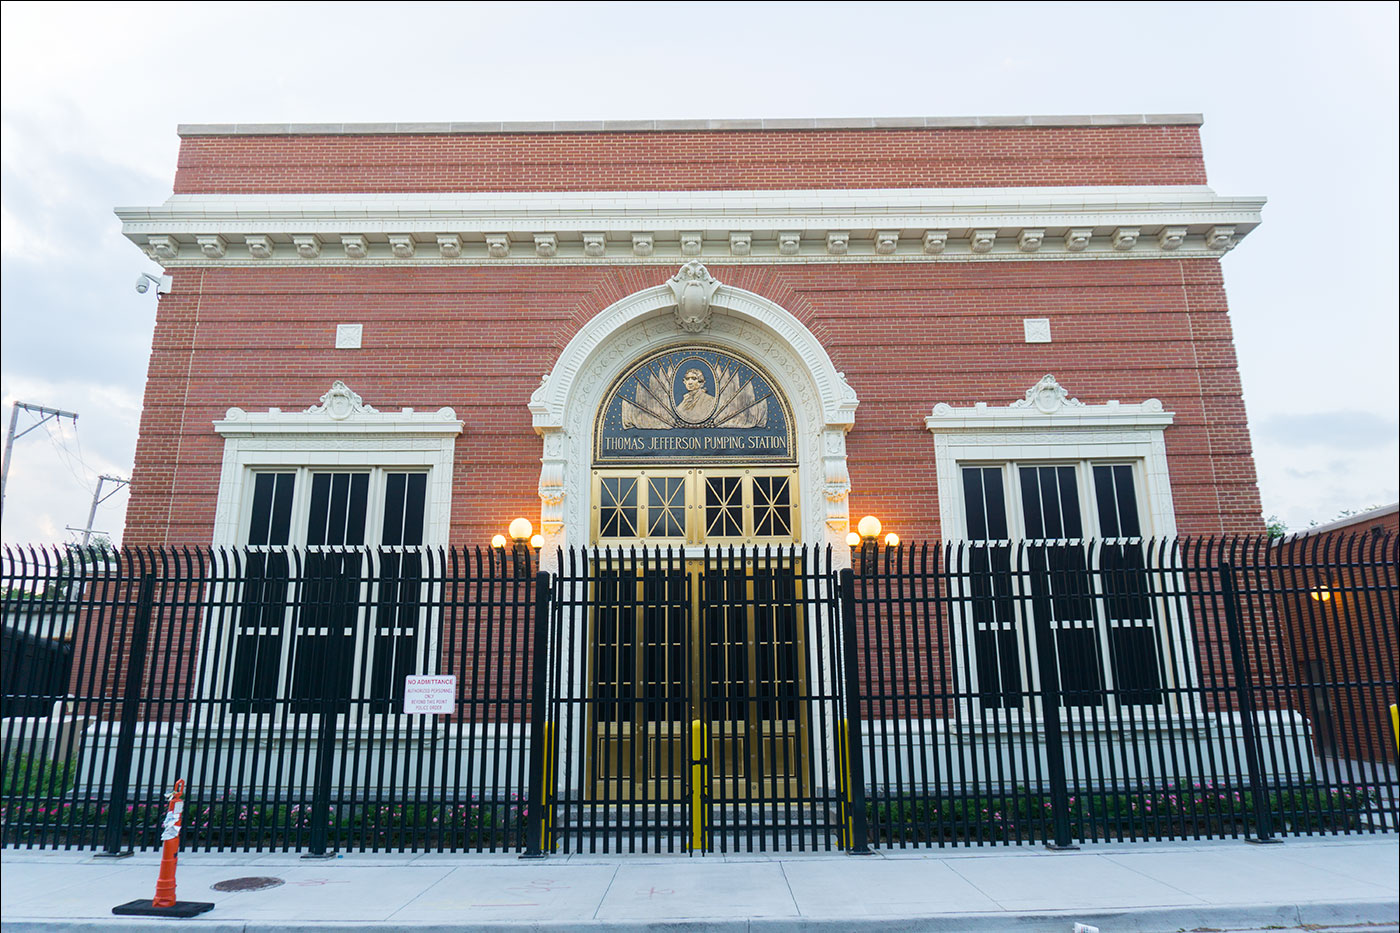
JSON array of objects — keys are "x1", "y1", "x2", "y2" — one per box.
[
  {"x1": 926, "y1": 375, "x2": 1196, "y2": 721},
  {"x1": 206, "y1": 382, "x2": 463, "y2": 722},
  {"x1": 235, "y1": 466, "x2": 432, "y2": 710}
]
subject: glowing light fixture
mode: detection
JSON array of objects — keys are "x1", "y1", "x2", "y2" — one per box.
[
  {"x1": 508, "y1": 517, "x2": 534, "y2": 542},
  {"x1": 857, "y1": 515, "x2": 882, "y2": 540},
  {"x1": 884, "y1": 532, "x2": 900, "y2": 547},
  {"x1": 846, "y1": 531, "x2": 860, "y2": 547},
  {"x1": 530, "y1": 533, "x2": 544, "y2": 549},
  {"x1": 1309, "y1": 585, "x2": 1333, "y2": 602},
  {"x1": 491, "y1": 534, "x2": 507, "y2": 549}
]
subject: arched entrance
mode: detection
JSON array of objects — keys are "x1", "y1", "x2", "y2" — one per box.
[
  {"x1": 587, "y1": 344, "x2": 805, "y2": 802},
  {"x1": 529, "y1": 261, "x2": 859, "y2": 562},
  {"x1": 529, "y1": 263, "x2": 859, "y2": 838}
]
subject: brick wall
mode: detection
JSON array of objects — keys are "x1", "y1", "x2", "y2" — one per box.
[
  {"x1": 172, "y1": 125, "x2": 1207, "y2": 194},
  {"x1": 1274, "y1": 515, "x2": 1399, "y2": 765},
  {"x1": 124, "y1": 259, "x2": 1263, "y2": 546}
]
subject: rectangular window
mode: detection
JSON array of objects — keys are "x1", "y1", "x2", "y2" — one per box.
[
  {"x1": 1093, "y1": 464, "x2": 1162, "y2": 704},
  {"x1": 647, "y1": 477, "x2": 686, "y2": 538},
  {"x1": 752, "y1": 475, "x2": 793, "y2": 538},
  {"x1": 230, "y1": 468, "x2": 430, "y2": 716},
  {"x1": 232, "y1": 472, "x2": 294, "y2": 714},
  {"x1": 599, "y1": 476, "x2": 641, "y2": 539},
  {"x1": 957, "y1": 461, "x2": 1163, "y2": 711},
  {"x1": 592, "y1": 469, "x2": 796, "y2": 545},
  {"x1": 960, "y1": 467, "x2": 1021, "y2": 709},
  {"x1": 371, "y1": 472, "x2": 428, "y2": 712},
  {"x1": 704, "y1": 476, "x2": 744, "y2": 539}
]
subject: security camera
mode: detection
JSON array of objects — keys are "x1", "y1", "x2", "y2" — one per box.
[{"x1": 135, "y1": 272, "x2": 168, "y2": 295}]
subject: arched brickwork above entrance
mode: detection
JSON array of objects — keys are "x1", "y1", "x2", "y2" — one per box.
[{"x1": 529, "y1": 263, "x2": 859, "y2": 567}]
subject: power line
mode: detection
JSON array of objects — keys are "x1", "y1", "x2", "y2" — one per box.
[
  {"x1": 1, "y1": 401, "x2": 80, "y2": 521},
  {"x1": 44, "y1": 416, "x2": 96, "y2": 494}
]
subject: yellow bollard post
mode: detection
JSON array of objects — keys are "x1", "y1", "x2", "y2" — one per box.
[
  {"x1": 839, "y1": 719, "x2": 852, "y2": 849},
  {"x1": 690, "y1": 719, "x2": 707, "y2": 852},
  {"x1": 540, "y1": 721, "x2": 556, "y2": 853},
  {"x1": 1391, "y1": 703, "x2": 1398, "y2": 754}
]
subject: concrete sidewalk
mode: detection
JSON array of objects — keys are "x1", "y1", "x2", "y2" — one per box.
[{"x1": 2, "y1": 835, "x2": 1396, "y2": 932}]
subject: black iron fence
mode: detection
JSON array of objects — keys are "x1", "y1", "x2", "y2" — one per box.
[
  {"x1": 1, "y1": 535, "x2": 1395, "y2": 856},
  {"x1": 853, "y1": 534, "x2": 1398, "y2": 847},
  {"x1": 1, "y1": 547, "x2": 537, "y2": 854}
]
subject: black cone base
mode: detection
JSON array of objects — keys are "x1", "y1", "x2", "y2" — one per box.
[{"x1": 113, "y1": 898, "x2": 216, "y2": 918}]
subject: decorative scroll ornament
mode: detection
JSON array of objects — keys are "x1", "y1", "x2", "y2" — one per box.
[
  {"x1": 305, "y1": 380, "x2": 378, "y2": 420},
  {"x1": 1010, "y1": 374, "x2": 1085, "y2": 414},
  {"x1": 667, "y1": 260, "x2": 721, "y2": 333}
]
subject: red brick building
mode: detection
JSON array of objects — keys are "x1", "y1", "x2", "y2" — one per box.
[
  {"x1": 106, "y1": 114, "x2": 1281, "y2": 769},
  {"x1": 117, "y1": 114, "x2": 1265, "y2": 559},
  {"x1": 1275, "y1": 504, "x2": 1399, "y2": 765}
]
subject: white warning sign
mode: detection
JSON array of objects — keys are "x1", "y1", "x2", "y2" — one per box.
[{"x1": 403, "y1": 675, "x2": 457, "y2": 714}]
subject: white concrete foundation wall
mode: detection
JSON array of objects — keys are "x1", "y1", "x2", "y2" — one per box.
[
  {"x1": 73, "y1": 722, "x2": 530, "y2": 799},
  {"x1": 861, "y1": 712, "x2": 1320, "y2": 792},
  {"x1": 1, "y1": 709, "x2": 91, "y2": 766},
  {"x1": 61, "y1": 712, "x2": 1324, "y2": 798}
]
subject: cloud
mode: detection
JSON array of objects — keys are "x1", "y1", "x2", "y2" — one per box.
[
  {"x1": 1, "y1": 2, "x2": 1396, "y2": 546},
  {"x1": 1256, "y1": 411, "x2": 1400, "y2": 451}
]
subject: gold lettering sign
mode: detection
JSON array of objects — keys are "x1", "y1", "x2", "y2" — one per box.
[{"x1": 594, "y1": 347, "x2": 795, "y2": 465}]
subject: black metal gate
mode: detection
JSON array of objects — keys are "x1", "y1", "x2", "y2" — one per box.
[{"x1": 534, "y1": 546, "x2": 861, "y2": 853}]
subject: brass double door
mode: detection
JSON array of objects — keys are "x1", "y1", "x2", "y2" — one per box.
[
  {"x1": 588, "y1": 468, "x2": 807, "y2": 803},
  {"x1": 588, "y1": 559, "x2": 808, "y2": 803}
]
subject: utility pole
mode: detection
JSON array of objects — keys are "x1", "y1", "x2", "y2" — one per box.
[
  {"x1": 1, "y1": 401, "x2": 80, "y2": 522},
  {"x1": 68, "y1": 474, "x2": 130, "y2": 547}
]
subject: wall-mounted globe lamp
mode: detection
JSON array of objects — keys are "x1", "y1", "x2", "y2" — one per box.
[
  {"x1": 508, "y1": 517, "x2": 534, "y2": 542},
  {"x1": 507, "y1": 517, "x2": 534, "y2": 577}
]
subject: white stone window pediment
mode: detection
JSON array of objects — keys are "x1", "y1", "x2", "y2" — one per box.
[
  {"x1": 926, "y1": 374, "x2": 1173, "y2": 432},
  {"x1": 925, "y1": 374, "x2": 1177, "y2": 541},
  {"x1": 211, "y1": 381, "x2": 463, "y2": 547},
  {"x1": 215, "y1": 380, "x2": 463, "y2": 437}
]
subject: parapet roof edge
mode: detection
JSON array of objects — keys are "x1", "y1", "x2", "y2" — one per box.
[
  {"x1": 1287, "y1": 502, "x2": 1400, "y2": 538},
  {"x1": 177, "y1": 114, "x2": 1205, "y2": 137}
]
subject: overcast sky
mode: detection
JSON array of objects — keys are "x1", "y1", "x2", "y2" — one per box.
[{"x1": 1, "y1": 1, "x2": 1396, "y2": 545}]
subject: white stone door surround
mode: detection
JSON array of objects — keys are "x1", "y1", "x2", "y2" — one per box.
[{"x1": 528, "y1": 262, "x2": 859, "y2": 569}]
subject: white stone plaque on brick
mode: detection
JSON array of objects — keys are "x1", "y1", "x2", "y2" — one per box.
[
  {"x1": 335, "y1": 324, "x2": 363, "y2": 349},
  {"x1": 1023, "y1": 318, "x2": 1051, "y2": 343},
  {"x1": 403, "y1": 675, "x2": 456, "y2": 714}
]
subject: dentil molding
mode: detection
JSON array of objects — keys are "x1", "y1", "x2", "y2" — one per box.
[{"x1": 116, "y1": 186, "x2": 1263, "y2": 267}]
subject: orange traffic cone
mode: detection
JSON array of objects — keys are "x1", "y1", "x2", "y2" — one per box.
[{"x1": 112, "y1": 779, "x2": 215, "y2": 918}]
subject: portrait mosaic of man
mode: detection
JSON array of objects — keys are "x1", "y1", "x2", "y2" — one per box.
[{"x1": 676, "y1": 366, "x2": 718, "y2": 424}]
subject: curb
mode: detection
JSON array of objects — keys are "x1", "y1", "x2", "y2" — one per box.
[{"x1": 3, "y1": 899, "x2": 1396, "y2": 933}]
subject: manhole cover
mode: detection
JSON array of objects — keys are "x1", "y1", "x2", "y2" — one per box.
[{"x1": 211, "y1": 876, "x2": 284, "y2": 892}]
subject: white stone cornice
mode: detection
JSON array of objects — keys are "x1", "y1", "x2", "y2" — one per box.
[{"x1": 118, "y1": 185, "x2": 1265, "y2": 267}]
